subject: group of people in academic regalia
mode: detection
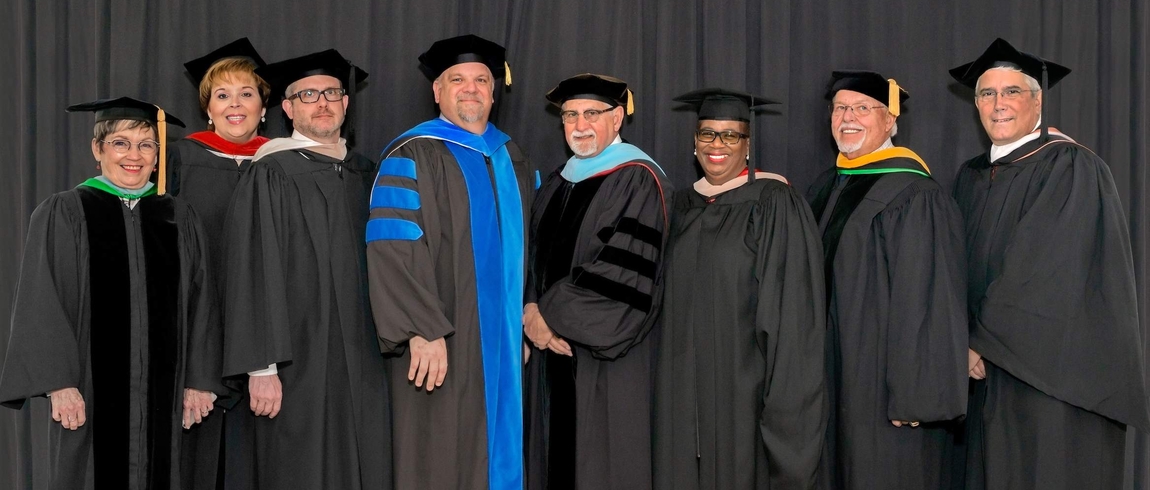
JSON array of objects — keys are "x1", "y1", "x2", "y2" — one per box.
[{"x1": 0, "y1": 31, "x2": 1145, "y2": 490}]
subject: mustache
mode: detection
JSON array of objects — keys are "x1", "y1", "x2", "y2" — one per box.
[
  {"x1": 837, "y1": 123, "x2": 864, "y2": 131},
  {"x1": 456, "y1": 94, "x2": 482, "y2": 102},
  {"x1": 570, "y1": 129, "x2": 596, "y2": 138}
]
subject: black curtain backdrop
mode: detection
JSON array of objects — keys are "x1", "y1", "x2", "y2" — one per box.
[{"x1": 1, "y1": 0, "x2": 1147, "y2": 488}]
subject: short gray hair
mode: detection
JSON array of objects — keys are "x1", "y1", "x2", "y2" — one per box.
[
  {"x1": 976, "y1": 65, "x2": 1041, "y2": 93},
  {"x1": 93, "y1": 119, "x2": 156, "y2": 146}
]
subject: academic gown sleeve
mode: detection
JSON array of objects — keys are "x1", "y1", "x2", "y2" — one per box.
[
  {"x1": 537, "y1": 165, "x2": 667, "y2": 360},
  {"x1": 753, "y1": 184, "x2": 829, "y2": 488},
  {"x1": 221, "y1": 160, "x2": 294, "y2": 376},
  {"x1": 366, "y1": 140, "x2": 457, "y2": 354},
  {"x1": 878, "y1": 181, "x2": 969, "y2": 423},
  {"x1": 972, "y1": 145, "x2": 1148, "y2": 429},
  {"x1": 0, "y1": 193, "x2": 86, "y2": 406},
  {"x1": 177, "y1": 203, "x2": 226, "y2": 395}
]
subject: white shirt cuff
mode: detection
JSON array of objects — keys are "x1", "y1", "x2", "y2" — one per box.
[{"x1": 248, "y1": 364, "x2": 278, "y2": 376}]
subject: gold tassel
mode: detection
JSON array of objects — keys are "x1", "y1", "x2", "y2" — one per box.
[
  {"x1": 887, "y1": 79, "x2": 900, "y2": 117},
  {"x1": 625, "y1": 89, "x2": 635, "y2": 115},
  {"x1": 156, "y1": 106, "x2": 167, "y2": 195},
  {"x1": 505, "y1": 61, "x2": 512, "y2": 86}
]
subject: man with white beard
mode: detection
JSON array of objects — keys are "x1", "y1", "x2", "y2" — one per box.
[
  {"x1": 523, "y1": 73, "x2": 671, "y2": 490},
  {"x1": 807, "y1": 71, "x2": 969, "y2": 489}
]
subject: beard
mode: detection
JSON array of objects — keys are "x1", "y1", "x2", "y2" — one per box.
[
  {"x1": 455, "y1": 95, "x2": 488, "y2": 124},
  {"x1": 834, "y1": 123, "x2": 865, "y2": 155},
  {"x1": 567, "y1": 129, "x2": 599, "y2": 157},
  {"x1": 296, "y1": 109, "x2": 343, "y2": 140}
]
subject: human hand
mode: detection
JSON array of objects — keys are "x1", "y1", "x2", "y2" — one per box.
[
  {"x1": 183, "y1": 388, "x2": 215, "y2": 429},
  {"x1": 968, "y1": 349, "x2": 986, "y2": 380},
  {"x1": 891, "y1": 420, "x2": 921, "y2": 428},
  {"x1": 409, "y1": 335, "x2": 448, "y2": 392},
  {"x1": 523, "y1": 303, "x2": 553, "y2": 349},
  {"x1": 49, "y1": 387, "x2": 85, "y2": 430},
  {"x1": 524, "y1": 341, "x2": 531, "y2": 365},
  {"x1": 248, "y1": 374, "x2": 283, "y2": 418},
  {"x1": 523, "y1": 303, "x2": 572, "y2": 356}
]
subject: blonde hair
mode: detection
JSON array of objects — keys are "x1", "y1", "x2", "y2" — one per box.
[{"x1": 197, "y1": 57, "x2": 271, "y2": 112}]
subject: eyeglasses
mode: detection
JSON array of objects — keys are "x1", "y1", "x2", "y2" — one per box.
[
  {"x1": 831, "y1": 103, "x2": 886, "y2": 117},
  {"x1": 695, "y1": 129, "x2": 748, "y2": 145},
  {"x1": 975, "y1": 87, "x2": 1036, "y2": 103},
  {"x1": 101, "y1": 139, "x2": 159, "y2": 156},
  {"x1": 560, "y1": 107, "x2": 616, "y2": 124},
  {"x1": 288, "y1": 88, "x2": 347, "y2": 103}
]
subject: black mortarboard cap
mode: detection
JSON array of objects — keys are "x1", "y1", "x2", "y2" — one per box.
[
  {"x1": 825, "y1": 71, "x2": 909, "y2": 116},
  {"x1": 183, "y1": 37, "x2": 266, "y2": 88},
  {"x1": 948, "y1": 38, "x2": 1070, "y2": 89},
  {"x1": 418, "y1": 34, "x2": 511, "y2": 85},
  {"x1": 67, "y1": 97, "x2": 186, "y2": 127},
  {"x1": 672, "y1": 88, "x2": 778, "y2": 122},
  {"x1": 256, "y1": 49, "x2": 369, "y2": 103},
  {"x1": 67, "y1": 97, "x2": 186, "y2": 195},
  {"x1": 545, "y1": 73, "x2": 635, "y2": 115}
]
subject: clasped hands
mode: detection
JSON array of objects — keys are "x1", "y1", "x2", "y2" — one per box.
[{"x1": 522, "y1": 303, "x2": 572, "y2": 357}]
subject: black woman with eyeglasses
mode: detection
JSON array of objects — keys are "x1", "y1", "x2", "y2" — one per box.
[
  {"x1": 0, "y1": 97, "x2": 226, "y2": 490},
  {"x1": 221, "y1": 49, "x2": 392, "y2": 490},
  {"x1": 652, "y1": 88, "x2": 827, "y2": 489},
  {"x1": 807, "y1": 71, "x2": 969, "y2": 490}
]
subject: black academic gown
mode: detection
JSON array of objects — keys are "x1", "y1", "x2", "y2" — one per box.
[
  {"x1": 524, "y1": 161, "x2": 670, "y2": 490},
  {"x1": 167, "y1": 135, "x2": 262, "y2": 490},
  {"x1": 809, "y1": 151, "x2": 969, "y2": 490},
  {"x1": 367, "y1": 132, "x2": 533, "y2": 490},
  {"x1": 222, "y1": 147, "x2": 392, "y2": 490},
  {"x1": 653, "y1": 175, "x2": 828, "y2": 490},
  {"x1": 952, "y1": 134, "x2": 1149, "y2": 490},
  {"x1": 0, "y1": 186, "x2": 223, "y2": 490}
]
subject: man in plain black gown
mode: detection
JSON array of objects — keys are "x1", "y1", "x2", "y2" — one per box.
[
  {"x1": 222, "y1": 49, "x2": 392, "y2": 490},
  {"x1": 949, "y1": 38, "x2": 1149, "y2": 490},
  {"x1": 809, "y1": 71, "x2": 969, "y2": 490}
]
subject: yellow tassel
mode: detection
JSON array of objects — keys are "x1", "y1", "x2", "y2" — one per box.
[
  {"x1": 626, "y1": 89, "x2": 635, "y2": 115},
  {"x1": 887, "y1": 79, "x2": 900, "y2": 117},
  {"x1": 505, "y1": 61, "x2": 512, "y2": 86},
  {"x1": 156, "y1": 106, "x2": 167, "y2": 195}
]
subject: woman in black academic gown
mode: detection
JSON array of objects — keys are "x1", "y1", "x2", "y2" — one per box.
[
  {"x1": 0, "y1": 97, "x2": 223, "y2": 490},
  {"x1": 653, "y1": 89, "x2": 828, "y2": 489},
  {"x1": 169, "y1": 38, "x2": 270, "y2": 277},
  {"x1": 166, "y1": 38, "x2": 270, "y2": 488}
]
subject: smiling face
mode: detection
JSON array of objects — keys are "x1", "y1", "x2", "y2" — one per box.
[
  {"x1": 976, "y1": 68, "x2": 1042, "y2": 145},
  {"x1": 207, "y1": 71, "x2": 266, "y2": 144},
  {"x1": 694, "y1": 119, "x2": 750, "y2": 185},
  {"x1": 562, "y1": 99, "x2": 623, "y2": 158},
  {"x1": 282, "y1": 74, "x2": 347, "y2": 143},
  {"x1": 433, "y1": 62, "x2": 495, "y2": 134},
  {"x1": 91, "y1": 122, "x2": 158, "y2": 190},
  {"x1": 830, "y1": 89, "x2": 896, "y2": 159}
]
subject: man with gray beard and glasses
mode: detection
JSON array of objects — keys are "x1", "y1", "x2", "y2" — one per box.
[
  {"x1": 807, "y1": 70, "x2": 969, "y2": 489},
  {"x1": 523, "y1": 73, "x2": 671, "y2": 490},
  {"x1": 367, "y1": 34, "x2": 534, "y2": 490}
]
